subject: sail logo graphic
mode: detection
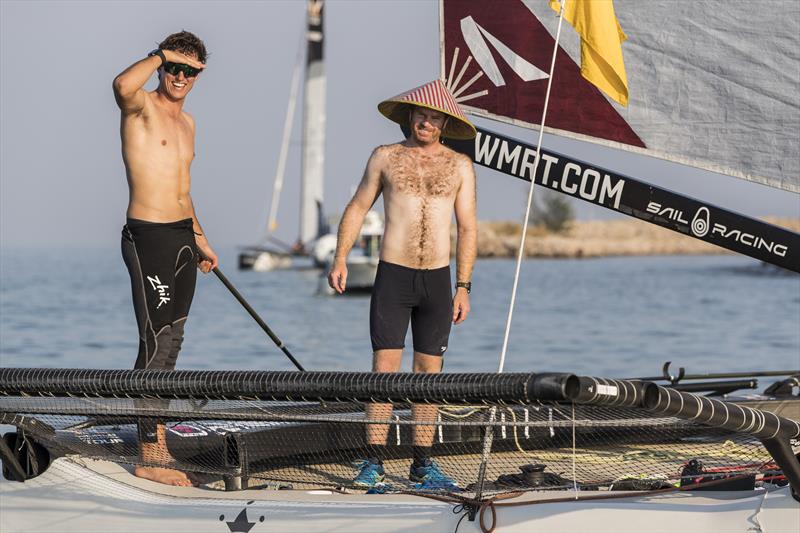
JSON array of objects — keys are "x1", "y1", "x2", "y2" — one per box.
[
  {"x1": 690, "y1": 207, "x2": 711, "y2": 238},
  {"x1": 647, "y1": 201, "x2": 788, "y2": 258},
  {"x1": 460, "y1": 16, "x2": 548, "y2": 87},
  {"x1": 218, "y1": 501, "x2": 266, "y2": 532},
  {"x1": 443, "y1": 16, "x2": 548, "y2": 105},
  {"x1": 146, "y1": 275, "x2": 170, "y2": 309}
]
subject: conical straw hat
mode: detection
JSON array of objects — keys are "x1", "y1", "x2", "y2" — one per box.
[{"x1": 378, "y1": 79, "x2": 477, "y2": 140}]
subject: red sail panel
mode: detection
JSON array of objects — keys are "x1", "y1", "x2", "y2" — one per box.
[{"x1": 442, "y1": 0, "x2": 644, "y2": 147}]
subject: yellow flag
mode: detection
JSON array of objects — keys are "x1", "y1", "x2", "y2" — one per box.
[{"x1": 550, "y1": 0, "x2": 629, "y2": 106}]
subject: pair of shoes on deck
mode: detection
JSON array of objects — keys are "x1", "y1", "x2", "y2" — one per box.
[{"x1": 352, "y1": 458, "x2": 459, "y2": 491}]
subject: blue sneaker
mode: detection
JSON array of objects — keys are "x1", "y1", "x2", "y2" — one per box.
[
  {"x1": 352, "y1": 459, "x2": 385, "y2": 488},
  {"x1": 409, "y1": 459, "x2": 459, "y2": 490},
  {"x1": 366, "y1": 482, "x2": 397, "y2": 494}
]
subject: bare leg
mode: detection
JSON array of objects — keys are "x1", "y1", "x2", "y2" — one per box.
[
  {"x1": 365, "y1": 349, "x2": 403, "y2": 447},
  {"x1": 411, "y1": 351, "x2": 443, "y2": 447},
  {"x1": 134, "y1": 424, "x2": 193, "y2": 487}
]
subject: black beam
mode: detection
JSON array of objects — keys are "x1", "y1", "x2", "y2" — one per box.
[
  {"x1": 0, "y1": 368, "x2": 579, "y2": 404},
  {"x1": 443, "y1": 126, "x2": 799, "y2": 273}
]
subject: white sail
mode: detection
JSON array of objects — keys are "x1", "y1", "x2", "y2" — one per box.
[
  {"x1": 300, "y1": 0, "x2": 326, "y2": 246},
  {"x1": 266, "y1": 48, "x2": 303, "y2": 235}
]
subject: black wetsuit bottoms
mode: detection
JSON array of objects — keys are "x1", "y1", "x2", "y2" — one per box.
[
  {"x1": 121, "y1": 218, "x2": 197, "y2": 441},
  {"x1": 369, "y1": 261, "x2": 452, "y2": 356}
]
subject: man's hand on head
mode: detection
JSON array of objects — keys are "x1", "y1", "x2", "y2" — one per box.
[
  {"x1": 452, "y1": 290, "x2": 470, "y2": 324},
  {"x1": 162, "y1": 49, "x2": 206, "y2": 70}
]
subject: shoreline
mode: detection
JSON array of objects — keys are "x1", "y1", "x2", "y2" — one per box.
[{"x1": 465, "y1": 217, "x2": 799, "y2": 259}]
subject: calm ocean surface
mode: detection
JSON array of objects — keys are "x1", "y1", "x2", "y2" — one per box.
[{"x1": 1, "y1": 248, "x2": 798, "y2": 380}]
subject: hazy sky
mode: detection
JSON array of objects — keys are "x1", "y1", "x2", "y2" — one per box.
[{"x1": 1, "y1": 0, "x2": 797, "y2": 250}]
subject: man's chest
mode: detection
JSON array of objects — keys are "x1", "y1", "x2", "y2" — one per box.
[
  {"x1": 136, "y1": 109, "x2": 194, "y2": 162},
  {"x1": 151, "y1": 118, "x2": 192, "y2": 150},
  {"x1": 383, "y1": 155, "x2": 459, "y2": 198}
]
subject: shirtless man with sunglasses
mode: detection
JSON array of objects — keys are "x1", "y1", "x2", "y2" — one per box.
[{"x1": 113, "y1": 31, "x2": 218, "y2": 486}]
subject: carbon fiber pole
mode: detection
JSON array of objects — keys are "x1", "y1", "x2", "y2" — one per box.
[
  {"x1": 641, "y1": 383, "x2": 800, "y2": 495},
  {"x1": 0, "y1": 369, "x2": 577, "y2": 404},
  {"x1": 212, "y1": 267, "x2": 306, "y2": 372},
  {"x1": 641, "y1": 384, "x2": 800, "y2": 440}
]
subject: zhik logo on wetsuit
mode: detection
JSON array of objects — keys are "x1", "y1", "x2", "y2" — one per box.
[{"x1": 146, "y1": 275, "x2": 171, "y2": 309}]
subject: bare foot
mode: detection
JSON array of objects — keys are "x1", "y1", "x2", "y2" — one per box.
[{"x1": 134, "y1": 465, "x2": 194, "y2": 487}]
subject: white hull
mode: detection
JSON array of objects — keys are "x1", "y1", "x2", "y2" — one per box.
[
  {"x1": 345, "y1": 256, "x2": 379, "y2": 291},
  {"x1": 239, "y1": 250, "x2": 293, "y2": 272},
  {"x1": 2, "y1": 457, "x2": 797, "y2": 532},
  {"x1": 318, "y1": 257, "x2": 379, "y2": 295}
]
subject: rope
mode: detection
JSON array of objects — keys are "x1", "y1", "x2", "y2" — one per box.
[
  {"x1": 571, "y1": 403, "x2": 578, "y2": 496},
  {"x1": 496, "y1": 0, "x2": 567, "y2": 374},
  {"x1": 473, "y1": 473, "x2": 764, "y2": 533},
  {"x1": 395, "y1": 472, "x2": 765, "y2": 533}
]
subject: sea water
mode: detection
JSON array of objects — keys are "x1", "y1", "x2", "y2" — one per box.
[{"x1": 1, "y1": 248, "x2": 798, "y2": 382}]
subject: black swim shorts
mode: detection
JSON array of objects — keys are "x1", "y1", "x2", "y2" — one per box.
[
  {"x1": 369, "y1": 261, "x2": 452, "y2": 356},
  {"x1": 121, "y1": 218, "x2": 197, "y2": 371}
]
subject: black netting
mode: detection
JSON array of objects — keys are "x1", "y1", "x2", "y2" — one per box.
[{"x1": 1, "y1": 392, "x2": 794, "y2": 496}]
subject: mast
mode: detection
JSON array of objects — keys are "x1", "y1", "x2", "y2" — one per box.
[{"x1": 299, "y1": 0, "x2": 326, "y2": 248}]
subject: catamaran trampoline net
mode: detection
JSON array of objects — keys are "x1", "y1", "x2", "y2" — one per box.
[
  {"x1": 1, "y1": 369, "x2": 797, "y2": 496},
  {"x1": 2, "y1": 398, "x2": 795, "y2": 495}
]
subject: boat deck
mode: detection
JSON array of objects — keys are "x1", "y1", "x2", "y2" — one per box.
[{"x1": 201, "y1": 440, "x2": 772, "y2": 492}]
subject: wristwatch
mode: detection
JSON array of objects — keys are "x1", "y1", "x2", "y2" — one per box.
[
  {"x1": 456, "y1": 281, "x2": 471, "y2": 294},
  {"x1": 148, "y1": 49, "x2": 166, "y2": 66}
]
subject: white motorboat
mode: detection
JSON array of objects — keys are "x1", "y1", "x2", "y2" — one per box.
[{"x1": 317, "y1": 210, "x2": 383, "y2": 294}]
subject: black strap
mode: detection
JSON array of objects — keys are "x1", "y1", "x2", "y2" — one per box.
[{"x1": 148, "y1": 49, "x2": 166, "y2": 67}]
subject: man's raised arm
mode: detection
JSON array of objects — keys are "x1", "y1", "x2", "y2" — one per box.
[
  {"x1": 452, "y1": 155, "x2": 477, "y2": 324},
  {"x1": 327, "y1": 147, "x2": 385, "y2": 293},
  {"x1": 112, "y1": 50, "x2": 205, "y2": 114}
]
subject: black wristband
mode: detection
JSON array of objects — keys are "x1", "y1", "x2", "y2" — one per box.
[
  {"x1": 148, "y1": 49, "x2": 166, "y2": 66},
  {"x1": 456, "y1": 281, "x2": 471, "y2": 294}
]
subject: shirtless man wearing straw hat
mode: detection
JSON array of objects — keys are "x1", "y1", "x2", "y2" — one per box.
[
  {"x1": 113, "y1": 30, "x2": 218, "y2": 486},
  {"x1": 328, "y1": 79, "x2": 478, "y2": 489}
]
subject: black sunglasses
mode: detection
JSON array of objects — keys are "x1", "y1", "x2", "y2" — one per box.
[{"x1": 163, "y1": 62, "x2": 203, "y2": 78}]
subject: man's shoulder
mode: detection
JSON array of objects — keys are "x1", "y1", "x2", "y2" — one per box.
[
  {"x1": 182, "y1": 111, "x2": 196, "y2": 129},
  {"x1": 129, "y1": 90, "x2": 162, "y2": 119},
  {"x1": 439, "y1": 144, "x2": 471, "y2": 164},
  {"x1": 372, "y1": 143, "x2": 403, "y2": 156},
  {"x1": 369, "y1": 143, "x2": 403, "y2": 165},
  {"x1": 435, "y1": 145, "x2": 473, "y2": 175}
]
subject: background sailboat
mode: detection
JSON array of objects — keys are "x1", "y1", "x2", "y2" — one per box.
[
  {"x1": 239, "y1": 0, "x2": 328, "y2": 272},
  {"x1": 239, "y1": 0, "x2": 384, "y2": 288}
]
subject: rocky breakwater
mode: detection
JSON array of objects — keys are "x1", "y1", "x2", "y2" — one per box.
[{"x1": 465, "y1": 218, "x2": 799, "y2": 259}]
